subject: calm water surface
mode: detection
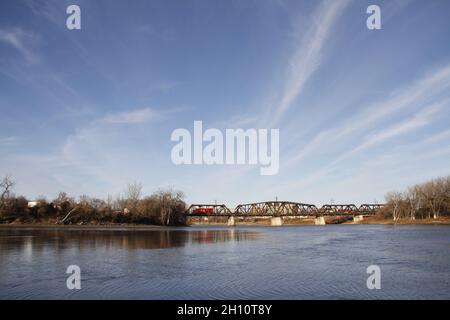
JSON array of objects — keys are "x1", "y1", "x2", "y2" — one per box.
[{"x1": 0, "y1": 225, "x2": 449, "y2": 299}]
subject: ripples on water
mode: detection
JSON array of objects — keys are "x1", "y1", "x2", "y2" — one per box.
[{"x1": 0, "y1": 225, "x2": 449, "y2": 299}]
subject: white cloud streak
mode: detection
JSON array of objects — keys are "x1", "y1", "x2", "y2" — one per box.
[
  {"x1": 101, "y1": 108, "x2": 159, "y2": 124},
  {"x1": 0, "y1": 136, "x2": 22, "y2": 147},
  {"x1": 292, "y1": 64, "x2": 450, "y2": 163},
  {"x1": 354, "y1": 99, "x2": 447, "y2": 153},
  {"x1": 0, "y1": 28, "x2": 38, "y2": 64},
  {"x1": 280, "y1": 98, "x2": 448, "y2": 192},
  {"x1": 271, "y1": 0, "x2": 351, "y2": 125}
]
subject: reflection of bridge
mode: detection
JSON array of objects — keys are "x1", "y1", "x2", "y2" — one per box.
[{"x1": 186, "y1": 201, "x2": 385, "y2": 226}]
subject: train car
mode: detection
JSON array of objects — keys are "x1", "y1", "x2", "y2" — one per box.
[{"x1": 192, "y1": 207, "x2": 214, "y2": 215}]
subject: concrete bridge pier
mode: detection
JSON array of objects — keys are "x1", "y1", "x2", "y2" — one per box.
[
  {"x1": 314, "y1": 216, "x2": 326, "y2": 225},
  {"x1": 227, "y1": 216, "x2": 235, "y2": 227},
  {"x1": 271, "y1": 217, "x2": 283, "y2": 226},
  {"x1": 353, "y1": 215, "x2": 364, "y2": 223}
]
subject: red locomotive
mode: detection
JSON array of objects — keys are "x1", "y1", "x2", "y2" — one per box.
[{"x1": 192, "y1": 207, "x2": 214, "y2": 215}]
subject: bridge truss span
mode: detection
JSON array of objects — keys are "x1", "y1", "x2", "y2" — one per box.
[
  {"x1": 358, "y1": 204, "x2": 385, "y2": 214},
  {"x1": 234, "y1": 201, "x2": 318, "y2": 217},
  {"x1": 187, "y1": 204, "x2": 232, "y2": 216},
  {"x1": 186, "y1": 201, "x2": 385, "y2": 217},
  {"x1": 319, "y1": 204, "x2": 359, "y2": 215}
]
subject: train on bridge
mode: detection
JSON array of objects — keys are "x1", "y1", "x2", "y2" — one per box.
[{"x1": 187, "y1": 201, "x2": 385, "y2": 217}]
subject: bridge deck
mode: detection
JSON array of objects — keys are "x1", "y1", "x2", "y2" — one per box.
[{"x1": 186, "y1": 202, "x2": 383, "y2": 217}]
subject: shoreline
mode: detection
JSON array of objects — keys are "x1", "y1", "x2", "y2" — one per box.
[
  {"x1": 1, "y1": 217, "x2": 449, "y2": 229},
  {"x1": 0, "y1": 223, "x2": 170, "y2": 229},
  {"x1": 347, "y1": 216, "x2": 450, "y2": 225}
]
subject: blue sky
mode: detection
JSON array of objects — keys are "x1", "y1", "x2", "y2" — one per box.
[{"x1": 1, "y1": 0, "x2": 449, "y2": 206}]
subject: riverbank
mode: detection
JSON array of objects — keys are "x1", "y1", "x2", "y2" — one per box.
[
  {"x1": 0, "y1": 223, "x2": 169, "y2": 229},
  {"x1": 352, "y1": 216, "x2": 450, "y2": 225},
  {"x1": 1, "y1": 216, "x2": 449, "y2": 228}
]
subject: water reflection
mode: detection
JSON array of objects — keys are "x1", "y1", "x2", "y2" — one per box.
[
  {"x1": 1, "y1": 226, "x2": 449, "y2": 299},
  {"x1": 0, "y1": 228, "x2": 261, "y2": 254}
]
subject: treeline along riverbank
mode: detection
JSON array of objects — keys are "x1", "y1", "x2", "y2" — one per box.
[
  {"x1": 1, "y1": 175, "x2": 449, "y2": 226},
  {"x1": 0, "y1": 180, "x2": 186, "y2": 226}
]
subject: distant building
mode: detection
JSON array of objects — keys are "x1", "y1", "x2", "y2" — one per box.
[{"x1": 27, "y1": 201, "x2": 38, "y2": 208}]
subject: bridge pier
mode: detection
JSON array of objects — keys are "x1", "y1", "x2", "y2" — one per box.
[
  {"x1": 270, "y1": 217, "x2": 283, "y2": 226},
  {"x1": 353, "y1": 215, "x2": 364, "y2": 223},
  {"x1": 227, "y1": 216, "x2": 235, "y2": 227},
  {"x1": 314, "y1": 216, "x2": 326, "y2": 225}
]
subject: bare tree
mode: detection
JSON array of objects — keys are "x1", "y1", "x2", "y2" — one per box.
[
  {"x1": 382, "y1": 175, "x2": 450, "y2": 221},
  {"x1": 54, "y1": 192, "x2": 74, "y2": 205},
  {"x1": 106, "y1": 194, "x2": 114, "y2": 208},
  {"x1": 406, "y1": 186, "x2": 420, "y2": 220},
  {"x1": 0, "y1": 175, "x2": 14, "y2": 210},
  {"x1": 126, "y1": 182, "x2": 142, "y2": 211},
  {"x1": 422, "y1": 179, "x2": 445, "y2": 219},
  {"x1": 386, "y1": 191, "x2": 403, "y2": 221},
  {"x1": 115, "y1": 194, "x2": 127, "y2": 211},
  {"x1": 445, "y1": 176, "x2": 450, "y2": 213},
  {"x1": 79, "y1": 194, "x2": 89, "y2": 205},
  {"x1": 155, "y1": 188, "x2": 185, "y2": 225}
]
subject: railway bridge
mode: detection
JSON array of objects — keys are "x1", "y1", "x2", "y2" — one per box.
[{"x1": 186, "y1": 201, "x2": 384, "y2": 226}]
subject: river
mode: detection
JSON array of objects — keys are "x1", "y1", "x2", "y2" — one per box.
[{"x1": 0, "y1": 225, "x2": 449, "y2": 299}]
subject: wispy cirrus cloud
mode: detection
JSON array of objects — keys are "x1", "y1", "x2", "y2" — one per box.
[
  {"x1": 62, "y1": 107, "x2": 162, "y2": 161},
  {"x1": 353, "y1": 99, "x2": 447, "y2": 153},
  {"x1": 52, "y1": 107, "x2": 166, "y2": 192},
  {"x1": 336, "y1": 65, "x2": 450, "y2": 140},
  {"x1": 281, "y1": 98, "x2": 448, "y2": 192},
  {"x1": 269, "y1": 0, "x2": 351, "y2": 125},
  {"x1": 23, "y1": 0, "x2": 65, "y2": 26},
  {"x1": 0, "y1": 136, "x2": 22, "y2": 147},
  {"x1": 0, "y1": 28, "x2": 39, "y2": 64},
  {"x1": 291, "y1": 64, "x2": 450, "y2": 164},
  {"x1": 200, "y1": 0, "x2": 352, "y2": 202},
  {"x1": 2, "y1": 0, "x2": 450, "y2": 204},
  {"x1": 152, "y1": 80, "x2": 184, "y2": 93},
  {"x1": 421, "y1": 128, "x2": 450, "y2": 145},
  {"x1": 101, "y1": 108, "x2": 160, "y2": 124}
]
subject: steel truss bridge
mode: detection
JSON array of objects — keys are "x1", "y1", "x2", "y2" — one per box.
[{"x1": 186, "y1": 202, "x2": 384, "y2": 217}]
